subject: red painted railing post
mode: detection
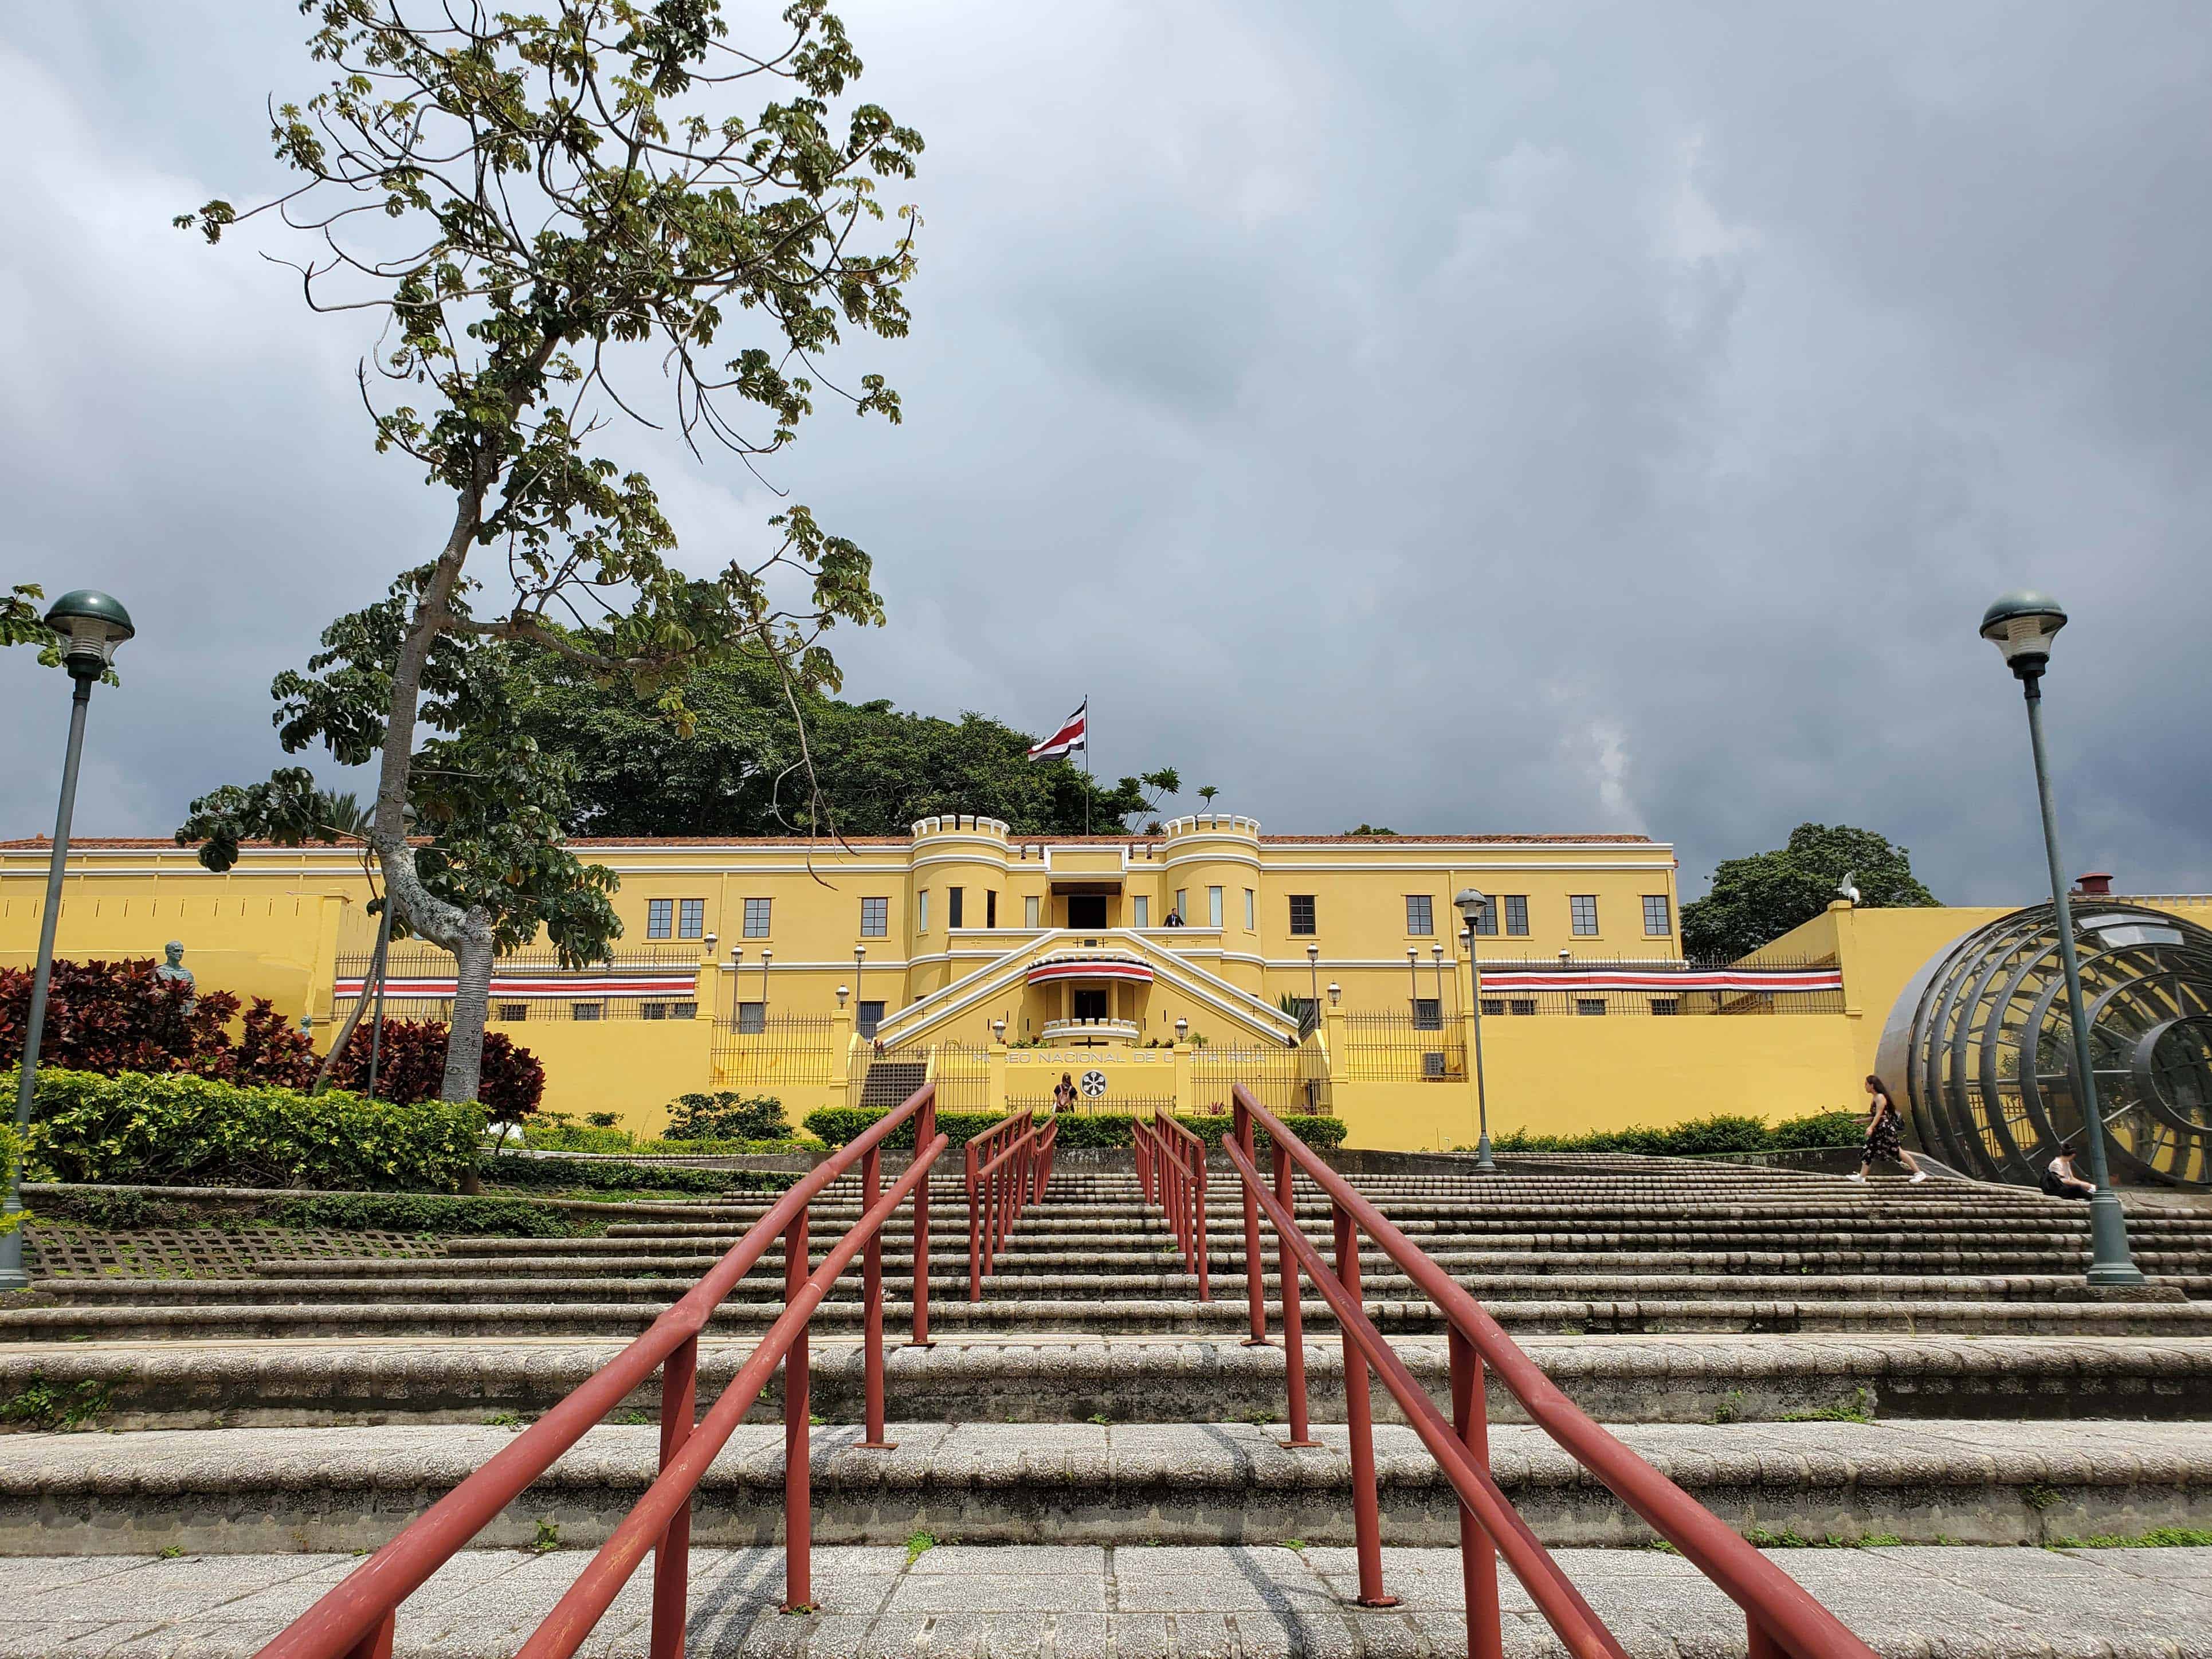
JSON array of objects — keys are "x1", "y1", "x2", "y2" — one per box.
[
  {"x1": 1335, "y1": 1203, "x2": 1397, "y2": 1609},
  {"x1": 781, "y1": 1209, "x2": 812, "y2": 1613},
  {"x1": 911, "y1": 1089, "x2": 934, "y2": 1348},
  {"x1": 1237, "y1": 1099, "x2": 1267, "y2": 1346},
  {"x1": 1450, "y1": 1328, "x2": 1503, "y2": 1659},
  {"x1": 340, "y1": 1609, "x2": 394, "y2": 1659},
  {"x1": 1747, "y1": 1618, "x2": 1786, "y2": 1659},
  {"x1": 860, "y1": 1144, "x2": 893, "y2": 1449},
  {"x1": 1193, "y1": 1129, "x2": 1209, "y2": 1303},
  {"x1": 965, "y1": 1136, "x2": 983, "y2": 1303},
  {"x1": 648, "y1": 1334, "x2": 697, "y2": 1659},
  {"x1": 1276, "y1": 1134, "x2": 1317, "y2": 1448}
]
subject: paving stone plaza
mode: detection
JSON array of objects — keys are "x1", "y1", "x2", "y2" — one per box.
[{"x1": 2, "y1": 1155, "x2": 2210, "y2": 1654}]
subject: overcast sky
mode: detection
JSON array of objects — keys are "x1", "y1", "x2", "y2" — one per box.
[{"x1": 3, "y1": 2, "x2": 2208, "y2": 904}]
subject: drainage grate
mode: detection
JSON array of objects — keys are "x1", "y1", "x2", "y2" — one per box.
[{"x1": 22, "y1": 1224, "x2": 443, "y2": 1278}]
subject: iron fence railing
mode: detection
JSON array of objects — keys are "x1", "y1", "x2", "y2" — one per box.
[
  {"x1": 1461, "y1": 955, "x2": 1845, "y2": 1017},
  {"x1": 1194, "y1": 1047, "x2": 1321, "y2": 1117},
  {"x1": 1340, "y1": 1013, "x2": 1467, "y2": 1081},
  {"x1": 712, "y1": 1015, "x2": 838, "y2": 1085},
  {"x1": 334, "y1": 947, "x2": 705, "y2": 1023},
  {"x1": 932, "y1": 1043, "x2": 993, "y2": 1115}
]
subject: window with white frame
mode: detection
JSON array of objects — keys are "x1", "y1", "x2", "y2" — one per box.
[
  {"x1": 1406, "y1": 895, "x2": 1434, "y2": 935},
  {"x1": 1174, "y1": 889, "x2": 1187, "y2": 923},
  {"x1": 646, "y1": 899, "x2": 673, "y2": 939},
  {"x1": 1244, "y1": 888, "x2": 1255, "y2": 929},
  {"x1": 1133, "y1": 894, "x2": 1150, "y2": 928},
  {"x1": 740, "y1": 898, "x2": 769, "y2": 938},
  {"x1": 1207, "y1": 886, "x2": 1223, "y2": 928},
  {"x1": 1289, "y1": 895, "x2": 1317, "y2": 935},
  {"x1": 860, "y1": 896, "x2": 888, "y2": 937},
  {"x1": 1023, "y1": 894, "x2": 1040, "y2": 928},
  {"x1": 1503, "y1": 895, "x2": 1529, "y2": 935},
  {"x1": 1570, "y1": 895, "x2": 1600, "y2": 936},
  {"x1": 680, "y1": 898, "x2": 707, "y2": 939},
  {"x1": 1643, "y1": 895, "x2": 1671, "y2": 937},
  {"x1": 918, "y1": 891, "x2": 930, "y2": 933}
]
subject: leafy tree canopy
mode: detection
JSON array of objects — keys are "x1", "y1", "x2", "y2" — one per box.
[
  {"x1": 508, "y1": 649, "x2": 1180, "y2": 837},
  {"x1": 1680, "y1": 822, "x2": 1939, "y2": 959}
]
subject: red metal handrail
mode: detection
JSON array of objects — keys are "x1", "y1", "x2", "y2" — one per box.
[
  {"x1": 966, "y1": 1107, "x2": 1058, "y2": 1299},
  {"x1": 1227, "y1": 1086, "x2": 1877, "y2": 1659},
  {"x1": 256, "y1": 1085, "x2": 947, "y2": 1659},
  {"x1": 1132, "y1": 1107, "x2": 1209, "y2": 1300}
]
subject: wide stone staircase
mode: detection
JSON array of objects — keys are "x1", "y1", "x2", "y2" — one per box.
[{"x1": 2, "y1": 1154, "x2": 2210, "y2": 1655}]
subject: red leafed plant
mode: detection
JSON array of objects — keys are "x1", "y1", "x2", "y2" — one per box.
[
  {"x1": 0, "y1": 958, "x2": 321, "y2": 1089},
  {"x1": 325, "y1": 1018, "x2": 544, "y2": 1123}
]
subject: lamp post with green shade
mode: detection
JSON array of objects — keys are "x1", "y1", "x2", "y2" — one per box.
[
  {"x1": 1979, "y1": 589, "x2": 2142, "y2": 1287},
  {"x1": 1, "y1": 591, "x2": 136, "y2": 1291}
]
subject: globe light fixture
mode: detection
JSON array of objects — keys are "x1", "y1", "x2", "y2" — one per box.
[
  {"x1": 1980, "y1": 590, "x2": 2139, "y2": 1285},
  {"x1": 2, "y1": 590, "x2": 135, "y2": 1290},
  {"x1": 1453, "y1": 888, "x2": 1498, "y2": 1174}
]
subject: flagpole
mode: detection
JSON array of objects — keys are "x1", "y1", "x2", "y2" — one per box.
[{"x1": 1084, "y1": 694, "x2": 1091, "y2": 835}]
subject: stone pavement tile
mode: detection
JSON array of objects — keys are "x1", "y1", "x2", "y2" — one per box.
[
  {"x1": 0, "y1": 1621, "x2": 152, "y2": 1658},
  {"x1": 0, "y1": 1557, "x2": 154, "y2": 1599},
  {"x1": 1110, "y1": 1544, "x2": 1339, "y2": 1614},
  {"x1": 688, "y1": 1608, "x2": 873, "y2": 1659},
  {"x1": 887, "y1": 1575, "x2": 1106, "y2": 1615},
  {"x1": 688, "y1": 1545, "x2": 904, "y2": 1618},
  {"x1": 2056, "y1": 1543, "x2": 2212, "y2": 1594},
  {"x1": 906, "y1": 1545, "x2": 1109, "y2": 1579},
  {"x1": 2, "y1": 1555, "x2": 342, "y2": 1626}
]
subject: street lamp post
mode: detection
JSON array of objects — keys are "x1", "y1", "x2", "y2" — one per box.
[
  {"x1": 2, "y1": 591, "x2": 135, "y2": 1291},
  {"x1": 1453, "y1": 889, "x2": 1497, "y2": 1174},
  {"x1": 1980, "y1": 590, "x2": 2141, "y2": 1287},
  {"x1": 1305, "y1": 942, "x2": 1320, "y2": 1031}
]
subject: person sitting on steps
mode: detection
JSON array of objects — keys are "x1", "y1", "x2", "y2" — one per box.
[
  {"x1": 1848, "y1": 1074, "x2": 1928, "y2": 1185},
  {"x1": 2041, "y1": 1142, "x2": 2096, "y2": 1201}
]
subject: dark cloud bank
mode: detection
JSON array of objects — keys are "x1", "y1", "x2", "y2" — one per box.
[{"x1": 3, "y1": 2, "x2": 2208, "y2": 903}]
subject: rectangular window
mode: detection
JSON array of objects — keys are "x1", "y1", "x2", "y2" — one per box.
[
  {"x1": 738, "y1": 1001, "x2": 767, "y2": 1033},
  {"x1": 1244, "y1": 889, "x2": 1255, "y2": 930},
  {"x1": 498, "y1": 1003, "x2": 528, "y2": 1023},
  {"x1": 1406, "y1": 895, "x2": 1434, "y2": 935},
  {"x1": 1024, "y1": 894, "x2": 1040, "y2": 928},
  {"x1": 647, "y1": 899, "x2": 673, "y2": 939},
  {"x1": 948, "y1": 887, "x2": 965, "y2": 929},
  {"x1": 1134, "y1": 895, "x2": 1150, "y2": 928},
  {"x1": 1289, "y1": 895, "x2": 1317, "y2": 936},
  {"x1": 572, "y1": 1002, "x2": 603, "y2": 1022},
  {"x1": 857, "y1": 1000, "x2": 885, "y2": 1038},
  {"x1": 1472, "y1": 897, "x2": 1497, "y2": 936},
  {"x1": 1650, "y1": 998, "x2": 1679, "y2": 1016},
  {"x1": 1207, "y1": 886, "x2": 1223, "y2": 928},
  {"x1": 1504, "y1": 895, "x2": 1529, "y2": 936},
  {"x1": 739, "y1": 898, "x2": 767, "y2": 939},
  {"x1": 643, "y1": 1002, "x2": 668, "y2": 1021},
  {"x1": 1174, "y1": 889, "x2": 1187, "y2": 923},
  {"x1": 1509, "y1": 998, "x2": 1537, "y2": 1016},
  {"x1": 1480, "y1": 998, "x2": 1504, "y2": 1017},
  {"x1": 1570, "y1": 895, "x2": 1600, "y2": 936},
  {"x1": 1575, "y1": 998, "x2": 1606, "y2": 1016},
  {"x1": 1643, "y1": 895, "x2": 1671, "y2": 938},
  {"x1": 1287, "y1": 995, "x2": 1317, "y2": 1027},
  {"x1": 986, "y1": 890, "x2": 997, "y2": 929},
  {"x1": 671, "y1": 1001, "x2": 697, "y2": 1020},
  {"x1": 860, "y1": 896, "x2": 889, "y2": 938},
  {"x1": 918, "y1": 891, "x2": 929, "y2": 934},
  {"x1": 1412, "y1": 997, "x2": 1442, "y2": 1030}
]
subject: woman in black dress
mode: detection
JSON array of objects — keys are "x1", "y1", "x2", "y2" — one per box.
[{"x1": 1848, "y1": 1075, "x2": 1927, "y2": 1185}]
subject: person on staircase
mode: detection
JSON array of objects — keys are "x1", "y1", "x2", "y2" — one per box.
[
  {"x1": 1848, "y1": 1074, "x2": 1928, "y2": 1184},
  {"x1": 2040, "y1": 1142, "x2": 2096, "y2": 1201}
]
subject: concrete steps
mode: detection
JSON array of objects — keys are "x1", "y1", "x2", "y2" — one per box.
[{"x1": 2, "y1": 1419, "x2": 2205, "y2": 1555}]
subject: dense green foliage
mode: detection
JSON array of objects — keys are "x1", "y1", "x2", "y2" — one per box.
[
  {"x1": 662, "y1": 1091, "x2": 789, "y2": 1143},
  {"x1": 1681, "y1": 823, "x2": 1939, "y2": 959},
  {"x1": 481, "y1": 1155, "x2": 792, "y2": 1197},
  {"x1": 1492, "y1": 1109, "x2": 1866, "y2": 1156},
  {"x1": 272, "y1": 1192, "x2": 571, "y2": 1238},
  {"x1": 18, "y1": 1068, "x2": 484, "y2": 1191},
  {"x1": 510, "y1": 651, "x2": 1181, "y2": 837},
  {"x1": 802, "y1": 1107, "x2": 1348, "y2": 1153}
]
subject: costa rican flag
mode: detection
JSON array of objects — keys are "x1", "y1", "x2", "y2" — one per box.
[{"x1": 1027, "y1": 700, "x2": 1088, "y2": 760}]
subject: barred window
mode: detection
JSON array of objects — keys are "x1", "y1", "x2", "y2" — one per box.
[
  {"x1": 1412, "y1": 997, "x2": 1442, "y2": 1030},
  {"x1": 1575, "y1": 998, "x2": 1606, "y2": 1016},
  {"x1": 1643, "y1": 895, "x2": 1671, "y2": 937},
  {"x1": 738, "y1": 1002, "x2": 766, "y2": 1034},
  {"x1": 860, "y1": 896, "x2": 888, "y2": 938},
  {"x1": 643, "y1": 1002, "x2": 668, "y2": 1021},
  {"x1": 1509, "y1": 999, "x2": 1537, "y2": 1016},
  {"x1": 647, "y1": 899, "x2": 673, "y2": 939},
  {"x1": 1650, "y1": 998, "x2": 1680, "y2": 1016},
  {"x1": 1406, "y1": 895, "x2": 1434, "y2": 935},
  {"x1": 858, "y1": 1001, "x2": 885, "y2": 1038},
  {"x1": 498, "y1": 1003, "x2": 528, "y2": 1023},
  {"x1": 1480, "y1": 998, "x2": 1504, "y2": 1017},
  {"x1": 740, "y1": 898, "x2": 769, "y2": 938},
  {"x1": 572, "y1": 1002, "x2": 603, "y2": 1021},
  {"x1": 1570, "y1": 895, "x2": 1600, "y2": 936},
  {"x1": 1289, "y1": 895, "x2": 1317, "y2": 935},
  {"x1": 1503, "y1": 895, "x2": 1529, "y2": 936}
]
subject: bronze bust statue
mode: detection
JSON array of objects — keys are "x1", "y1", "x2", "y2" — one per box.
[{"x1": 152, "y1": 940, "x2": 196, "y2": 1014}]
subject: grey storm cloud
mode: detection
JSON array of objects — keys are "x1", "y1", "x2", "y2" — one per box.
[{"x1": 3, "y1": 1, "x2": 2209, "y2": 905}]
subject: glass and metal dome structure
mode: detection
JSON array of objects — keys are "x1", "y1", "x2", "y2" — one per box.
[{"x1": 1881, "y1": 901, "x2": 2212, "y2": 1190}]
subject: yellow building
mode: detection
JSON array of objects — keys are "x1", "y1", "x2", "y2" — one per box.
[{"x1": 7, "y1": 815, "x2": 2205, "y2": 1168}]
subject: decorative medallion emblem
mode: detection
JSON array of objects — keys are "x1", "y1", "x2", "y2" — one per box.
[{"x1": 1080, "y1": 1069, "x2": 1109, "y2": 1099}]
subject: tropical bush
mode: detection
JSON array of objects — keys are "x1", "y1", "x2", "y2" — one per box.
[
  {"x1": 272, "y1": 1191, "x2": 570, "y2": 1237},
  {"x1": 16, "y1": 1067, "x2": 484, "y2": 1191},
  {"x1": 663, "y1": 1091, "x2": 788, "y2": 1143},
  {"x1": 0, "y1": 958, "x2": 316, "y2": 1086},
  {"x1": 802, "y1": 1106, "x2": 1348, "y2": 1154},
  {"x1": 481, "y1": 1154, "x2": 791, "y2": 1196},
  {"x1": 323, "y1": 1018, "x2": 544, "y2": 1124},
  {"x1": 1491, "y1": 1109, "x2": 1865, "y2": 1157}
]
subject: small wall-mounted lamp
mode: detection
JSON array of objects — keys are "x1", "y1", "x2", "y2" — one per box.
[
  {"x1": 1175, "y1": 1017, "x2": 1190, "y2": 1042},
  {"x1": 992, "y1": 1018, "x2": 1008, "y2": 1042},
  {"x1": 1327, "y1": 981, "x2": 1341, "y2": 1007},
  {"x1": 836, "y1": 985, "x2": 849, "y2": 1009}
]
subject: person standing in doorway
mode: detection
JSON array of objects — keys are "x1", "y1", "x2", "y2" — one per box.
[
  {"x1": 1053, "y1": 1072, "x2": 1077, "y2": 1113},
  {"x1": 1848, "y1": 1075, "x2": 1927, "y2": 1185}
]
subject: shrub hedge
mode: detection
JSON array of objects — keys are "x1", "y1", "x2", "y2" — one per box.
[
  {"x1": 272, "y1": 1192, "x2": 571, "y2": 1237},
  {"x1": 1491, "y1": 1109, "x2": 1865, "y2": 1157},
  {"x1": 801, "y1": 1106, "x2": 1348, "y2": 1154},
  {"x1": 480, "y1": 1154, "x2": 794, "y2": 1196},
  {"x1": 16, "y1": 1067, "x2": 484, "y2": 1191}
]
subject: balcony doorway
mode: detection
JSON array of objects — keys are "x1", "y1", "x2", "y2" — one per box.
[
  {"x1": 1066, "y1": 894, "x2": 1108, "y2": 929},
  {"x1": 1072, "y1": 988, "x2": 1111, "y2": 1022}
]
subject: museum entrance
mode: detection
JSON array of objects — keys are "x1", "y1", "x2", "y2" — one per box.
[
  {"x1": 1072, "y1": 987, "x2": 1111, "y2": 1022},
  {"x1": 1066, "y1": 894, "x2": 1108, "y2": 929}
]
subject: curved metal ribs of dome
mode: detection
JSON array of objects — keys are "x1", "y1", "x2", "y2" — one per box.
[{"x1": 1899, "y1": 901, "x2": 2212, "y2": 1191}]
